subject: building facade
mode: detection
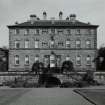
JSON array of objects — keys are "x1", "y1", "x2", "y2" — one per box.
[{"x1": 8, "y1": 12, "x2": 98, "y2": 71}]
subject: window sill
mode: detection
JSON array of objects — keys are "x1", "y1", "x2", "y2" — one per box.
[
  {"x1": 24, "y1": 64, "x2": 30, "y2": 66},
  {"x1": 14, "y1": 64, "x2": 20, "y2": 66}
]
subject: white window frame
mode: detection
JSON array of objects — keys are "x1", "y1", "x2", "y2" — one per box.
[
  {"x1": 35, "y1": 55, "x2": 39, "y2": 62},
  {"x1": 76, "y1": 40, "x2": 81, "y2": 48},
  {"x1": 25, "y1": 55, "x2": 29, "y2": 65},
  {"x1": 76, "y1": 55, "x2": 81, "y2": 65},
  {"x1": 66, "y1": 55, "x2": 70, "y2": 61},
  {"x1": 34, "y1": 40, "x2": 39, "y2": 48},
  {"x1": 25, "y1": 40, "x2": 29, "y2": 48},
  {"x1": 66, "y1": 40, "x2": 70, "y2": 48},
  {"x1": 86, "y1": 55, "x2": 91, "y2": 65},
  {"x1": 14, "y1": 55, "x2": 19, "y2": 65}
]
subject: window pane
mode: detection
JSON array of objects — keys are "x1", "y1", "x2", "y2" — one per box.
[
  {"x1": 25, "y1": 40, "x2": 29, "y2": 48},
  {"x1": 25, "y1": 55, "x2": 29, "y2": 65},
  {"x1": 35, "y1": 55, "x2": 39, "y2": 62},
  {"x1": 15, "y1": 55, "x2": 19, "y2": 65},
  {"x1": 86, "y1": 40, "x2": 91, "y2": 48},
  {"x1": 15, "y1": 41, "x2": 20, "y2": 48},
  {"x1": 76, "y1": 55, "x2": 81, "y2": 65},
  {"x1": 66, "y1": 40, "x2": 70, "y2": 48},
  {"x1": 35, "y1": 41, "x2": 39, "y2": 48},
  {"x1": 86, "y1": 55, "x2": 91, "y2": 65},
  {"x1": 66, "y1": 56, "x2": 70, "y2": 61},
  {"x1": 76, "y1": 40, "x2": 81, "y2": 48}
]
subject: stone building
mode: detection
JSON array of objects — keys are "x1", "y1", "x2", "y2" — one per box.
[{"x1": 8, "y1": 12, "x2": 98, "y2": 71}]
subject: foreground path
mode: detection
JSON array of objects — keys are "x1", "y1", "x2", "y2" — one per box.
[{"x1": 7, "y1": 88, "x2": 93, "y2": 105}]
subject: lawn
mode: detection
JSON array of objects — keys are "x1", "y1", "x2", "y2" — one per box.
[{"x1": 74, "y1": 89, "x2": 105, "y2": 105}]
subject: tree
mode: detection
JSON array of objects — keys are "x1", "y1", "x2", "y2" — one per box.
[
  {"x1": 95, "y1": 47, "x2": 105, "y2": 71},
  {"x1": 31, "y1": 61, "x2": 44, "y2": 74},
  {"x1": 61, "y1": 60, "x2": 74, "y2": 73}
]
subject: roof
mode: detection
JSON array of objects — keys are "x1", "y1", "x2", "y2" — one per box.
[{"x1": 8, "y1": 20, "x2": 99, "y2": 28}]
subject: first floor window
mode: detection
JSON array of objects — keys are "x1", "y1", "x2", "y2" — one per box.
[
  {"x1": 76, "y1": 55, "x2": 81, "y2": 65},
  {"x1": 15, "y1": 40, "x2": 20, "y2": 48},
  {"x1": 66, "y1": 55, "x2": 70, "y2": 61},
  {"x1": 14, "y1": 55, "x2": 19, "y2": 65},
  {"x1": 25, "y1": 55, "x2": 29, "y2": 65},
  {"x1": 25, "y1": 40, "x2": 29, "y2": 48},
  {"x1": 86, "y1": 55, "x2": 91, "y2": 65}
]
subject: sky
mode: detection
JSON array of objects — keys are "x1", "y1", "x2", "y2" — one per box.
[{"x1": 0, "y1": 0, "x2": 105, "y2": 48}]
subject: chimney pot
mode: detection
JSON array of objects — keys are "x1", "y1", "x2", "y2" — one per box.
[
  {"x1": 30, "y1": 14, "x2": 37, "y2": 24},
  {"x1": 43, "y1": 11, "x2": 47, "y2": 20},
  {"x1": 66, "y1": 16, "x2": 69, "y2": 20},
  {"x1": 70, "y1": 14, "x2": 76, "y2": 22},
  {"x1": 59, "y1": 11, "x2": 63, "y2": 20}
]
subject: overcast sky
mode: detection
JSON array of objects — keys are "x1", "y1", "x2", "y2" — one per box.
[{"x1": 0, "y1": 0, "x2": 105, "y2": 48}]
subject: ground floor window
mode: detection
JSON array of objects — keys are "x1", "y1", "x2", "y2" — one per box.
[
  {"x1": 86, "y1": 55, "x2": 91, "y2": 65},
  {"x1": 76, "y1": 55, "x2": 81, "y2": 65},
  {"x1": 25, "y1": 55, "x2": 29, "y2": 65},
  {"x1": 35, "y1": 55, "x2": 39, "y2": 62},
  {"x1": 14, "y1": 55, "x2": 19, "y2": 65}
]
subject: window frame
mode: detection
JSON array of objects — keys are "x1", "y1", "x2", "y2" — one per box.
[
  {"x1": 14, "y1": 55, "x2": 19, "y2": 65},
  {"x1": 25, "y1": 40, "x2": 29, "y2": 48},
  {"x1": 34, "y1": 40, "x2": 39, "y2": 48},
  {"x1": 66, "y1": 40, "x2": 71, "y2": 48},
  {"x1": 86, "y1": 40, "x2": 91, "y2": 48},
  {"x1": 25, "y1": 55, "x2": 29, "y2": 65},
  {"x1": 76, "y1": 40, "x2": 81, "y2": 48},
  {"x1": 86, "y1": 55, "x2": 91, "y2": 65},
  {"x1": 15, "y1": 40, "x2": 20, "y2": 49},
  {"x1": 76, "y1": 55, "x2": 81, "y2": 66}
]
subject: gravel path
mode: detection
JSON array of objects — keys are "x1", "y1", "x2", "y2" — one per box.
[{"x1": 5, "y1": 88, "x2": 93, "y2": 105}]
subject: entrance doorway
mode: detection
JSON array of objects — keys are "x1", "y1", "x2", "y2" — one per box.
[{"x1": 44, "y1": 52, "x2": 61, "y2": 68}]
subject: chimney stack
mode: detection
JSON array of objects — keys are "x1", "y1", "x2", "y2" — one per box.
[
  {"x1": 30, "y1": 14, "x2": 37, "y2": 24},
  {"x1": 70, "y1": 14, "x2": 76, "y2": 22},
  {"x1": 43, "y1": 11, "x2": 47, "y2": 20},
  {"x1": 59, "y1": 11, "x2": 63, "y2": 20},
  {"x1": 66, "y1": 16, "x2": 69, "y2": 20}
]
